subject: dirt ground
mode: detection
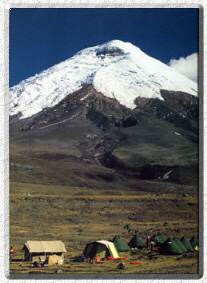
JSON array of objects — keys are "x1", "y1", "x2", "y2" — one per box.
[
  {"x1": 9, "y1": 190, "x2": 199, "y2": 275},
  {"x1": 10, "y1": 249, "x2": 199, "y2": 275},
  {"x1": 9, "y1": 143, "x2": 199, "y2": 275}
]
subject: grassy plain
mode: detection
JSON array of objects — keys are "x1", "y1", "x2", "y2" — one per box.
[{"x1": 9, "y1": 143, "x2": 199, "y2": 275}]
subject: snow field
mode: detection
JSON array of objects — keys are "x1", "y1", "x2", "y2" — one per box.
[{"x1": 10, "y1": 40, "x2": 197, "y2": 119}]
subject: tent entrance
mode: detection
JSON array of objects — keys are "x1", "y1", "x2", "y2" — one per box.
[{"x1": 95, "y1": 244, "x2": 108, "y2": 258}]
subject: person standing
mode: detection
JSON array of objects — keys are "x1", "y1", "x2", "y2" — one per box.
[
  {"x1": 10, "y1": 246, "x2": 14, "y2": 263},
  {"x1": 150, "y1": 238, "x2": 155, "y2": 252},
  {"x1": 146, "y1": 236, "x2": 151, "y2": 249}
]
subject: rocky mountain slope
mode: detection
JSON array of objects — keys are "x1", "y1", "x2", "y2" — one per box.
[
  {"x1": 10, "y1": 84, "x2": 198, "y2": 189},
  {"x1": 10, "y1": 40, "x2": 198, "y2": 191}
]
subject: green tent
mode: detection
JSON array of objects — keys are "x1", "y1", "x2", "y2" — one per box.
[
  {"x1": 173, "y1": 237, "x2": 188, "y2": 253},
  {"x1": 128, "y1": 234, "x2": 146, "y2": 248},
  {"x1": 152, "y1": 233, "x2": 165, "y2": 245},
  {"x1": 159, "y1": 237, "x2": 183, "y2": 255},
  {"x1": 83, "y1": 240, "x2": 120, "y2": 259},
  {"x1": 190, "y1": 236, "x2": 199, "y2": 248},
  {"x1": 157, "y1": 232, "x2": 167, "y2": 243},
  {"x1": 180, "y1": 236, "x2": 194, "y2": 252},
  {"x1": 113, "y1": 236, "x2": 130, "y2": 252}
]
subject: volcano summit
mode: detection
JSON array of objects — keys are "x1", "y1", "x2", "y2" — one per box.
[{"x1": 10, "y1": 40, "x2": 197, "y2": 119}]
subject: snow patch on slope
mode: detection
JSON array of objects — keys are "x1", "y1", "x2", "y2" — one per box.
[{"x1": 10, "y1": 40, "x2": 197, "y2": 119}]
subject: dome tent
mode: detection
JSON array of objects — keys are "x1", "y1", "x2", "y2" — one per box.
[
  {"x1": 128, "y1": 234, "x2": 146, "y2": 248},
  {"x1": 159, "y1": 237, "x2": 183, "y2": 255},
  {"x1": 173, "y1": 237, "x2": 188, "y2": 253},
  {"x1": 180, "y1": 236, "x2": 194, "y2": 252},
  {"x1": 113, "y1": 236, "x2": 130, "y2": 252},
  {"x1": 83, "y1": 240, "x2": 120, "y2": 259}
]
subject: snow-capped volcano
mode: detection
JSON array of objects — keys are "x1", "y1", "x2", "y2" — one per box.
[{"x1": 10, "y1": 40, "x2": 197, "y2": 119}]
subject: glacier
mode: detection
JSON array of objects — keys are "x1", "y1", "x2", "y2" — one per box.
[{"x1": 10, "y1": 40, "x2": 197, "y2": 119}]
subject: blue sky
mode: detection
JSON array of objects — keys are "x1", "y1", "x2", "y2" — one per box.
[{"x1": 9, "y1": 8, "x2": 199, "y2": 87}]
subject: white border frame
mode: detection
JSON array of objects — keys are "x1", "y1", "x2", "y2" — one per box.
[{"x1": 0, "y1": 1, "x2": 206, "y2": 282}]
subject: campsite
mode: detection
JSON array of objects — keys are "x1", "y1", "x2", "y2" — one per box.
[
  {"x1": 10, "y1": 245, "x2": 199, "y2": 275},
  {"x1": 9, "y1": 180, "x2": 199, "y2": 274},
  {"x1": 9, "y1": 144, "x2": 199, "y2": 274}
]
